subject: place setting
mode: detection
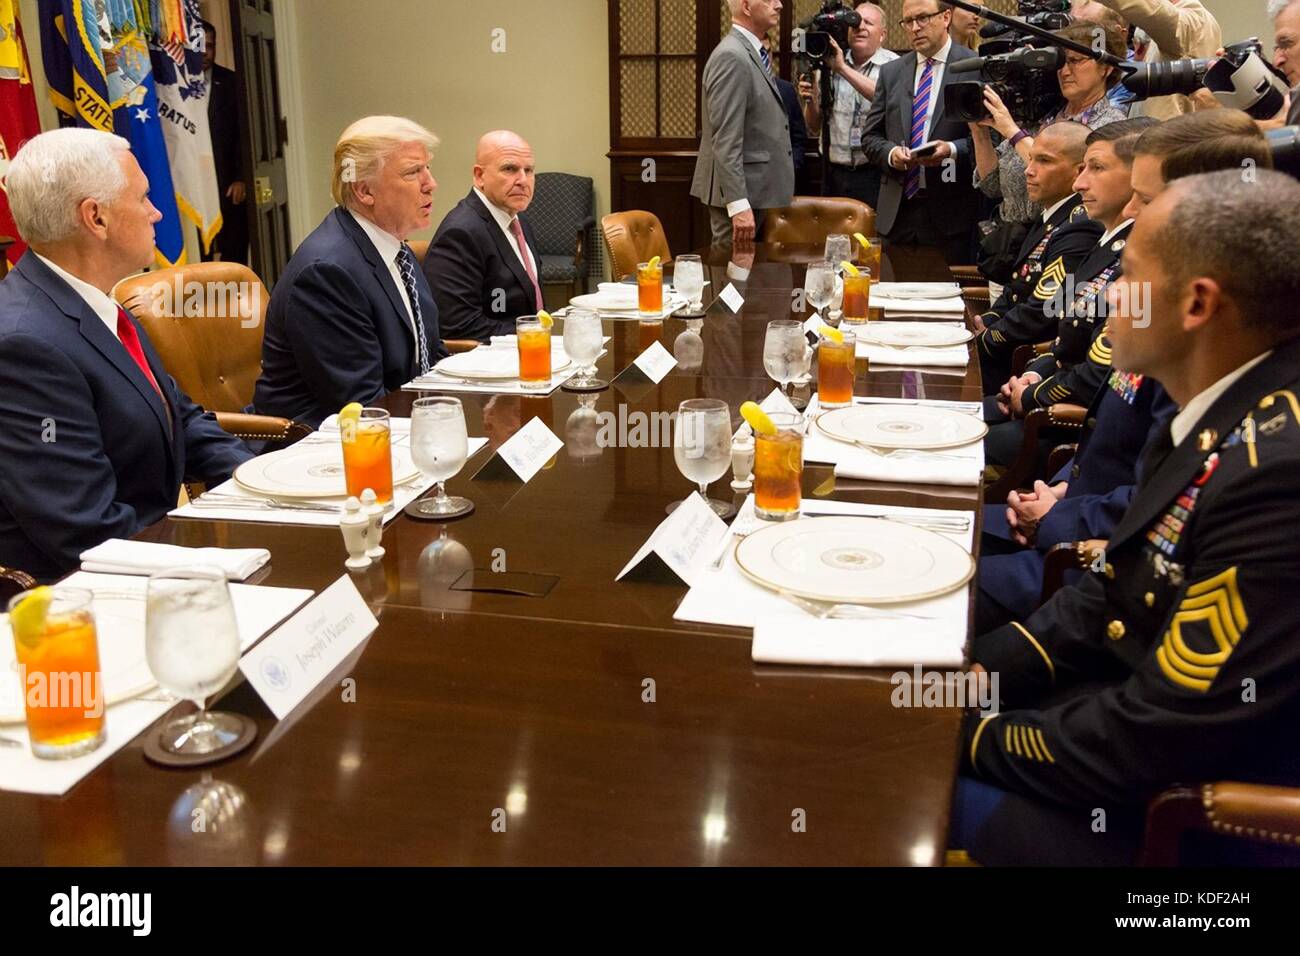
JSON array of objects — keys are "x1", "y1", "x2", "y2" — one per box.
[
  {"x1": 855, "y1": 320, "x2": 973, "y2": 368},
  {"x1": 565, "y1": 255, "x2": 700, "y2": 320},
  {"x1": 868, "y1": 281, "x2": 968, "y2": 318}
]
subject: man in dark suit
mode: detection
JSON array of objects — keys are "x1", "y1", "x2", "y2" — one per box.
[
  {"x1": 200, "y1": 20, "x2": 247, "y2": 264},
  {"x1": 253, "y1": 116, "x2": 448, "y2": 428},
  {"x1": 423, "y1": 130, "x2": 546, "y2": 343},
  {"x1": 0, "y1": 129, "x2": 253, "y2": 581},
  {"x1": 690, "y1": 0, "x2": 795, "y2": 246},
  {"x1": 860, "y1": 0, "x2": 979, "y2": 264}
]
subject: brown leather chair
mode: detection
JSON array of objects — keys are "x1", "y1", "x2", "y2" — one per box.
[
  {"x1": 408, "y1": 239, "x2": 430, "y2": 264},
  {"x1": 0, "y1": 565, "x2": 37, "y2": 603},
  {"x1": 601, "y1": 211, "x2": 672, "y2": 281},
  {"x1": 1141, "y1": 781, "x2": 1300, "y2": 865},
  {"x1": 763, "y1": 196, "x2": 876, "y2": 249},
  {"x1": 983, "y1": 403, "x2": 1088, "y2": 504},
  {"x1": 113, "y1": 262, "x2": 310, "y2": 445}
]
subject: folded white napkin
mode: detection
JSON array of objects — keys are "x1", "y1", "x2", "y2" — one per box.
[
  {"x1": 878, "y1": 296, "x2": 968, "y2": 315},
  {"x1": 830, "y1": 441, "x2": 983, "y2": 486},
  {"x1": 858, "y1": 341, "x2": 969, "y2": 368},
  {"x1": 752, "y1": 617, "x2": 965, "y2": 668},
  {"x1": 80, "y1": 539, "x2": 270, "y2": 580},
  {"x1": 872, "y1": 282, "x2": 962, "y2": 298}
]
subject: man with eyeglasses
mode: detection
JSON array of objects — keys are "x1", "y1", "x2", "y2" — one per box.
[{"x1": 860, "y1": 0, "x2": 980, "y2": 264}]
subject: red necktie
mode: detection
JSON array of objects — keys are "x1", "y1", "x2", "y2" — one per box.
[
  {"x1": 509, "y1": 217, "x2": 545, "y2": 311},
  {"x1": 115, "y1": 307, "x2": 164, "y2": 400}
]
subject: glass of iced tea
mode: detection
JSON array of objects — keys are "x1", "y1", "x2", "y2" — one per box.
[
  {"x1": 818, "y1": 328, "x2": 857, "y2": 408},
  {"x1": 754, "y1": 412, "x2": 804, "y2": 521},
  {"x1": 856, "y1": 237, "x2": 883, "y2": 277},
  {"x1": 8, "y1": 587, "x2": 106, "y2": 759},
  {"x1": 516, "y1": 315, "x2": 553, "y2": 390},
  {"x1": 637, "y1": 260, "x2": 663, "y2": 316},
  {"x1": 842, "y1": 272, "x2": 872, "y2": 325},
  {"x1": 341, "y1": 407, "x2": 394, "y2": 505}
]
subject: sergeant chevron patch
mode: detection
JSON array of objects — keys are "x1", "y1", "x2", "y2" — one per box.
[
  {"x1": 1156, "y1": 567, "x2": 1248, "y2": 692},
  {"x1": 1033, "y1": 256, "x2": 1067, "y2": 300}
]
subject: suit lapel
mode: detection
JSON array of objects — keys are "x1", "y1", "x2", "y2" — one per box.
[
  {"x1": 1074, "y1": 223, "x2": 1131, "y2": 285},
  {"x1": 335, "y1": 208, "x2": 415, "y2": 348},
  {"x1": 1108, "y1": 336, "x2": 1300, "y2": 551},
  {"x1": 469, "y1": 190, "x2": 535, "y2": 305},
  {"x1": 731, "y1": 29, "x2": 783, "y2": 107},
  {"x1": 897, "y1": 52, "x2": 918, "y2": 141}
]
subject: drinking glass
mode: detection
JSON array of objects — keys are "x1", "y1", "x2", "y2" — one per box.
[
  {"x1": 824, "y1": 234, "x2": 852, "y2": 268},
  {"x1": 562, "y1": 309, "x2": 606, "y2": 390},
  {"x1": 410, "y1": 396, "x2": 473, "y2": 517},
  {"x1": 856, "y1": 236, "x2": 883, "y2": 277},
  {"x1": 817, "y1": 328, "x2": 857, "y2": 408},
  {"x1": 7, "y1": 587, "x2": 105, "y2": 759},
  {"x1": 754, "y1": 412, "x2": 804, "y2": 521},
  {"x1": 637, "y1": 260, "x2": 664, "y2": 315},
  {"x1": 842, "y1": 272, "x2": 873, "y2": 325},
  {"x1": 516, "y1": 315, "x2": 552, "y2": 390},
  {"x1": 763, "y1": 319, "x2": 809, "y2": 398},
  {"x1": 672, "y1": 398, "x2": 733, "y2": 516},
  {"x1": 341, "y1": 407, "x2": 394, "y2": 505},
  {"x1": 673, "y1": 254, "x2": 705, "y2": 313},
  {"x1": 804, "y1": 259, "x2": 835, "y2": 324},
  {"x1": 145, "y1": 567, "x2": 244, "y2": 757}
]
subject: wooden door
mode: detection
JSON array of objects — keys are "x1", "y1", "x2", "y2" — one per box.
[{"x1": 229, "y1": 0, "x2": 291, "y2": 286}]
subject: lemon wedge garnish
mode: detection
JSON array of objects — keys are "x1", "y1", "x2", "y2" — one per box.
[
  {"x1": 840, "y1": 260, "x2": 860, "y2": 277},
  {"x1": 853, "y1": 232, "x2": 871, "y2": 249},
  {"x1": 11, "y1": 586, "x2": 52, "y2": 648},
  {"x1": 339, "y1": 402, "x2": 363, "y2": 422},
  {"x1": 537, "y1": 310, "x2": 554, "y2": 330},
  {"x1": 740, "y1": 401, "x2": 777, "y2": 436},
  {"x1": 820, "y1": 325, "x2": 844, "y2": 344}
]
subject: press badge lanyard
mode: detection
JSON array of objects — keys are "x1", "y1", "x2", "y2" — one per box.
[{"x1": 844, "y1": 55, "x2": 874, "y2": 161}]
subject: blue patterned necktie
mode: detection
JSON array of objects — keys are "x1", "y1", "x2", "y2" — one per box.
[
  {"x1": 905, "y1": 57, "x2": 936, "y2": 199},
  {"x1": 396, "y1": 244, "x2": 431, "y2": 374},
  {"x1": 759, "y1": 44, "x2": 772, "y2": 77}
]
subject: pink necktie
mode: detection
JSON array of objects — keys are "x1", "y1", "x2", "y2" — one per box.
[
  {"x1": 116, "y1": 307, "x2": 163, "y2": 399},
  {"x1": 509, "y1": 217, "x2": 545, "y2": 311}
]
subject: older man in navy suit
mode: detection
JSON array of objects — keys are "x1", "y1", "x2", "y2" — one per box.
[
  {"x1": 254, "y1": 115, "x2": 448, "y2": 427},
  {"x1": 0, "y1": 129, "x2": 253, "y2": 581},
  {"x1": 424, "y1": 130, "x2": 546, "y2": 342}
]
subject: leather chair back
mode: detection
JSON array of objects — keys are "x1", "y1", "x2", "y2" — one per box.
[
  {"x1": 763, "y1": 196, "x2": 877, "y2": 248},
  {"x1": 601, "y1": 211, "x2": 672, "y2": 281},
  {"x1": 114, "y1": 262, "x2": 268, "y2": 414}
]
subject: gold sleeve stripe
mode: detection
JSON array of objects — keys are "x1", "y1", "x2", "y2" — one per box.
[
  {"x1": 1023, "y1": 725, "x2": 1046, "y2": 761},
  {"x1": 970, "y1": 714, "x2": 997, "y2": 769},
  {"x1": 1088, "y1": 340, "x2": 1112, "y2": 364},
  {"x1": 1016, "y1": 725, "x2": 1031, "y2": 758},
  {"x1": 1011, "y1": 621, "x2": 1056, "y2": 683},
  {"x1": 1034, "y1": 728, "x2": 1056, "y2": 763}
]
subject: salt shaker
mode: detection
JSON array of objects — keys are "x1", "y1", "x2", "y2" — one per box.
[
  {"x1": 340, "y1": 496, "x2": 372, "y2": 569},
  {"x1": 730, "y1": 434, "x2": 755, "y2": 491},
  {"x1": 360, "y1": 487, "x2": 386, "y2": 559}
]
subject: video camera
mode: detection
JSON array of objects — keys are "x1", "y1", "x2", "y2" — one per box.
[{"x1": 803, "y1": 0, "x2": 861, "y2": 62}]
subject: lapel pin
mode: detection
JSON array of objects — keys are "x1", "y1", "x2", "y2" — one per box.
[{"x1": 1197, "y1": 428, "x2": 1218, "y2": 452}]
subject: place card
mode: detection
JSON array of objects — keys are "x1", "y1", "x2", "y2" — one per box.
[
  {"x1": 631, "y1": 339, "x2": 678, "y2": 383},
  {"x1": 616, "y1": 491, "x2": 729, "y2": 586},
  {"x1": 802, "y1": 314, "x2": 823, "y2": 338},
  {"x1": 239, "y1": 575, "x2": 379, "y2": 720},
  {"x1": 733, "y1": 387, "x2": 800, "y2": 440},
  {"x1": 488, "y1": 415, "x2": 564, "y2": 483},
  {"x1": 718, "y1": 282, "x2": 745, "y2": 313}
]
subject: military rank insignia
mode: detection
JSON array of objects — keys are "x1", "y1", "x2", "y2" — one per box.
[
  {"x1": 1156, "y1": 566, "x2": 1248, "y2": 693},
  {"x1": 1033, "y1": 256, "x2": 1067, "y2": 299},
  {"x1": 1108, "y1": 369, "x2": 1143, "y2": 405},
  {"x1": 1145, "y1": 452, "x2": 1220, "y2": 556}
]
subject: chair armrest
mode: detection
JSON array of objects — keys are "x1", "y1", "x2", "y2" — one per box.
[
  {"x1": 0, "y1": 565, "x2": 38, "y2": 601},
  {"x1": 1140, "y1": 782, "x2": 1300, "y2": 865},
  {"x1": 961, "y1": 286, "x2": 991, "y2": 309},
  {"x1": 984, "y1": 404, "x2": 1088, "y2": 503},
  {"x1": 446, "y1": 339, "x2": 480, "y2": 354},
  {"x1": 215, "y1": 412, "x2": 313, "y2": 444},
  {"x1": 949, "y1": 265, "x2": 984, "y2": 286},
  {"x1": 1040, "y1": 538, "x2": 1106, "y2": 603},
  {"x1": 1046, "y1": 442, "x2": 1077, "y2": 477}
]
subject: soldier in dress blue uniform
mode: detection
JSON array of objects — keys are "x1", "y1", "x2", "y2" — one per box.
[
  {"x1": 974, "y1": 123, "x2": 1101, "y2": 389},
  {"x1": 953, "y1": 170, "x2": 1300, "y2": 865}
]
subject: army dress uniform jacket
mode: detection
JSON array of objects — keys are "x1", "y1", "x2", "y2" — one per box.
[
  {"x1": 976, "y1": 199, "x2": 1101, "y2": 389},
  {"x1": 1019, "y1": 223, "x2": 1131, "y2": 413},
  {"x1": 965, "y1": 337, "x2": 1300, "y2": 808}
]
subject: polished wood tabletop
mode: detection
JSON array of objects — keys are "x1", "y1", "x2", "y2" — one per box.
[{"x1": 0, "y1": 243, "x2": 982, "y2": 865}]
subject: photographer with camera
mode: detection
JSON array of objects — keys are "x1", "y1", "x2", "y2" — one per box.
[
  {"x1": 970, "y1": 20, "x2": 1130, "y2": 235},
  {"x1": 1094, "y1": 0, "x2": 1221, "y2": 119},
  {"x1": 798, "y1": 3, "x2": 898, "y2": 207}
]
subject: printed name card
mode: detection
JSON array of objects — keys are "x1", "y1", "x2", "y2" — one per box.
[
  {"x1": 632, "y1": 339, "x2": 678, "y2": 384},
  {"x1": 803, "y1": 315, "x2": 823, "y2": 338},
  {"x1": 616, "y1": 491, "x2": 729, "y2": 586},
  {"x1": 718, "y1": 283, "x2": 745, "y2": 313},
  {"x1": 239, "y1": 575, "x2": 378, "y2": 720},
  {"x1": 494, "y1": 415, "x2": 564, "y2": 482}
]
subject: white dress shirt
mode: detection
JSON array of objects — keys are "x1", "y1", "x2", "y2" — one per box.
[
  {"x1": 1097, "y1": 218, "x2": 1134, "y2": 249},
  {"x1": 1170, "y1": 352, "x2": 1272, "y2": 447},
  {"x1": 35, "y1": 253, "x2": 120, "y2": 341},
  {"x1": 472, "y1": 186, "x2": 538, "y2": 278},
  {"x1": 349, "y1": 209, "x2": 416, "y2": 338},
  {"x1": 724, "y1": 24, "x2": 769, "y2": 219},
  {"x1": 1040, "y1": 194, "x2": 1072, "y2": 224}
]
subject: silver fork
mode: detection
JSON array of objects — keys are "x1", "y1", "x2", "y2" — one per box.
[
  {"x1": 777, "y1": 590, "x2": 939, "y2": 621},
  {"x1": 854, "y1": 443, "x2": 970, "y2": 462},
  {"x1": 193, "y1": 495, "x2": 340, "y2": 514}
]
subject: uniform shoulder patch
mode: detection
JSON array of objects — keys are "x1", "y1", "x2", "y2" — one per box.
[
  {"x1": 1155, "y1": 567, "x2": 1248, "y2": 693},
  {"x1": 1033, "y1": 256, "x2": 1067, "y2": 300}
]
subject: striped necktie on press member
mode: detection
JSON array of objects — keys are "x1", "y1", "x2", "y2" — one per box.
[{"x1": 904, "y1": 57, "x2": 936, "y2": 199}]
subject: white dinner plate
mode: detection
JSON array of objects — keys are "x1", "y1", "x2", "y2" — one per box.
[
  {"x1": 816, "y1": 404, "x2": 988, "y2": 450},
  {"x1": 430, "y1": 343, "x2": 572, "y2": 381},
  {"x1": 234, "y1": 443, "x2": 422, "y2": 498},
  {"x1": 872, "y1": 282, "x2": 963, "y2": 299},
  {"x1": 859, "y1": 324, "x2": 973, "y2": 347},
  {"x1": 0, "y1": 591, "x2": 155, "y2": 724},
  {"x1": 735, "y1": 516, "x2": 974, "y2": 605}
]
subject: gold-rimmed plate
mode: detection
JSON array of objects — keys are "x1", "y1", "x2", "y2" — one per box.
[
  {"x1": 233, "y1": 444, "x2": 421, "y2": 499},
  {"x1": 430, "y1": 343, "x2": 572, "y2": 381},
  {"x1": 816, "y1": 404, "x2": 987, "y2": 450},
  {"x1": 859, "y1": 324, "x2": 973, "y2": 347}
]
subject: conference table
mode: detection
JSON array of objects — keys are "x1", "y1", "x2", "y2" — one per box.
[{"x1": 0, "y1": 243, "x2": 987, "y2": 866}]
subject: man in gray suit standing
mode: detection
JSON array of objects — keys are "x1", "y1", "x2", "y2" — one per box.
[
  {"x1": 861, "y1": 0, "x2": 979, "y2": 264},
  {"x1": 691, "y1": 0, "x2": 795, "y2": 246}
]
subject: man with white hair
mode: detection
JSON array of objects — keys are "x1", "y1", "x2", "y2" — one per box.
[
  {"x1": 254, "y1": 115, "x2": 448, "y2": 427},
  {"x1": 1271, "y1": 0, "x2": 1300, "y2": 122},
  {"x1": 0, "y1": 129, "x2": 253, "y2": 581}
]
